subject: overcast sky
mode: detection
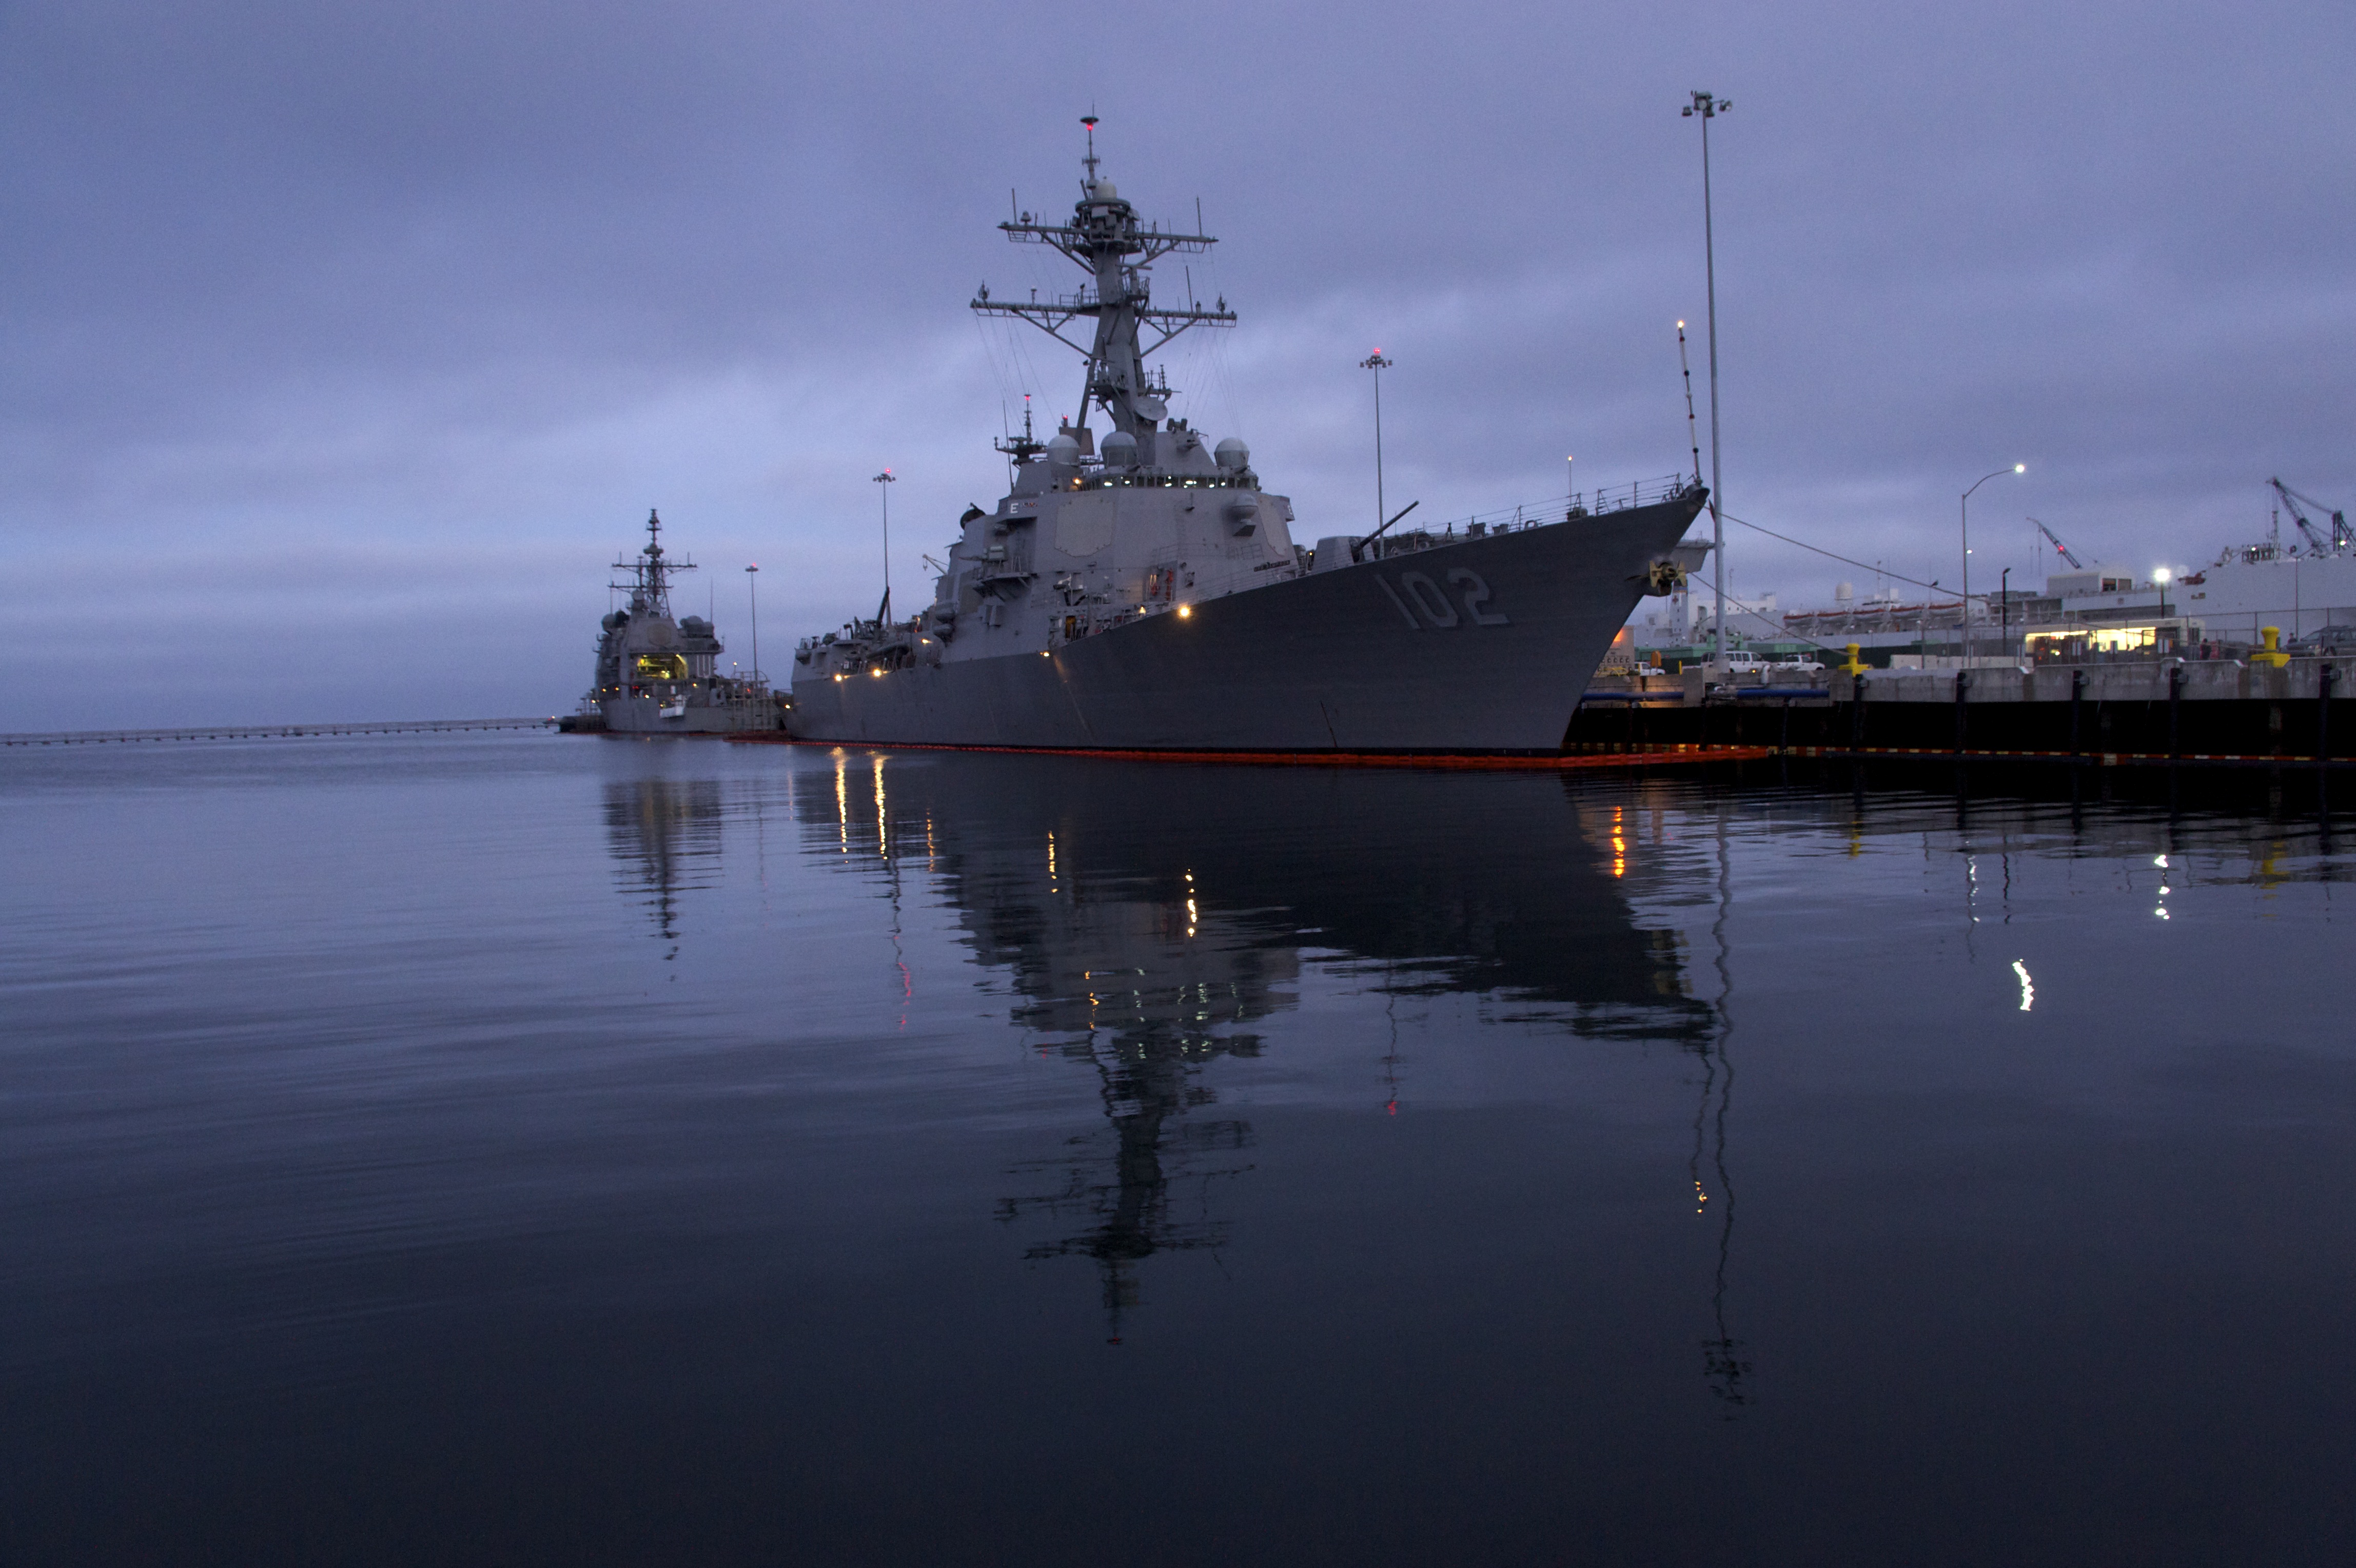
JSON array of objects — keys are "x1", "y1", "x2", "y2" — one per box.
[{"x1": 5, "y1": 0, "x2": 2350, "y2": 727}]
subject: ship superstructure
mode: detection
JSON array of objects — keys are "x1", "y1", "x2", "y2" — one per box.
[
  {"x1": 1745, "y1": 482, "x2": 2356, "y2": 663},
  {"x1": 789, "y1": 127, "x2": 1706, "y2": 753},
  {"x1": 2174, "y1": 483, "x2": 2356, "y2": 642},
  {"x1": 582, "y1": 511, "x2": 780, "y2": 735}
]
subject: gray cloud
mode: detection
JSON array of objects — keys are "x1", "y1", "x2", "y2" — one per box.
[{"x1": 4, "y1": 0, "x2": 2349, "y2": 726}]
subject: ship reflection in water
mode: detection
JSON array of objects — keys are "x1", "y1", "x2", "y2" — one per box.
[
  {"x1": 10, "y1": 738, "x2": 2355, "y2": 1562},
  {"x1": 603, "y1": 776, "x2": 725, "y2": 958},
  {"x1": 797, "y1": 749, "x2": 1738, "y2": 1359}
]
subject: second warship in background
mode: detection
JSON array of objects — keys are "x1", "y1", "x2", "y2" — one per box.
[
  {"x1": 568, "y1": 511, "x2": 782, "y2": 735},
  {"x1": 788, "y1": 124, "x2": 1710, "y2": 754}
]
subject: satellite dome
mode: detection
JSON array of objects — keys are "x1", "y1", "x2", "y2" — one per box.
[
  {"x1": 1100, "y1": 429, "x2": 1138, "y2": 467},
  {"x1": 1045, "y1": 432, "x2": 1081, "y2": 465},
  {"x1": 1089, "y1": 179, "x2": 1119, "y2": 201},
  {"x1": 1214, "y1": 437, "x2": 1250, "y2": 472}
]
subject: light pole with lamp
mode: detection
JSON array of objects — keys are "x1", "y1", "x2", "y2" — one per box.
[
  {"x1": 1682, "y1": 90, "x2": 1731, "y2": 665},
  {"x1": 744, "y1": 564, "x2": 760, "y2": 684},
  {"x1": 872, "y1": 469, "x2": 896, "y2": 625},
  {"x1": 1360, "y1": 351, "x2": 1392, "y2": 540},
  {"x1": 2154, "y1": 566, "x2": 2172, "y2": 652},
  {"x1": 1960, "y1": 463, "x2": 2024, "y2": 662}
]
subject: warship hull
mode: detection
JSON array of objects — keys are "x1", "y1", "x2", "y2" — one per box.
[
  {"x1": 789, "y1": 495, "x2": 1702, "y2": 753},
  {"x1": 598, "y1": 695, "x2": 769, "y2": 735},
  {"x1": 576, "y1": 512, "x2": 781, "y2": 738}
]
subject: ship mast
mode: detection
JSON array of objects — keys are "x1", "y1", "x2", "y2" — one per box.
[
  {"x1": 972, "y1": 117, "x2": 1236, "y2": 442},
  {"x1": 612, "y1": 508, "x2": 695, "y2": 617}
]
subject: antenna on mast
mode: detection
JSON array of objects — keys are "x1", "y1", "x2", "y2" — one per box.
[
  {"x1": 1676, "y1": 321, "x2": 1702, "y2": 485},
  {"x1": 974, "y1": 130, "x2": 1234, "y2": 442}
]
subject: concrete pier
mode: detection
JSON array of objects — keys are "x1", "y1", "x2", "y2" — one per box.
[{"x1": 1568, "y1": 658, "x2": 2356, "y2": 767}]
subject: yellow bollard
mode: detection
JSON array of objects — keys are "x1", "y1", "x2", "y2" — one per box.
[
  {"x1": 1838, "y1": 641, "x2": 1868, "y2": 676},
  {"x1": 2254, "y1": 626, "x2": 2290, "y2": 669}
]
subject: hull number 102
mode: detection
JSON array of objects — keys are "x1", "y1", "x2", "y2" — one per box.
[{"x1": 1376, "y1": 569, "x2": 1510, "y2": 630}]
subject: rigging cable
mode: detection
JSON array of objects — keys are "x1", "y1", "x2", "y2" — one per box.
[{"x1": 1718, "y1": 509, "x2": 1960, "y2": 600}]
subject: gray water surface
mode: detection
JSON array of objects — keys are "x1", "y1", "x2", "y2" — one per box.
[{"x1": 4, "y1": 735, "x2": 2350, "y2": 1564}]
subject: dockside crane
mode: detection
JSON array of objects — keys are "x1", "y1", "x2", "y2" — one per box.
[
  {"x1": 2268, "y1": 477, "x2": 2351, "y2": 555},
  {"x1": 2031, "y1": 519, "x2": 2084, "y2": 569}
]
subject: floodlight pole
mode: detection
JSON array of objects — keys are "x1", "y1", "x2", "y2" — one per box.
[
  {"x1": 872, "y1": 469, "x2": 896, "y2": 625},
  {"x1": 1683, "y1": 91, "x2": 1731, "y2": 664},
  {"x1": 745, "y1": 564, "x2": 760, "y2": 683},
  {"x1": 1360, "y1": 352, "x2": 1393, "y2": 540}
]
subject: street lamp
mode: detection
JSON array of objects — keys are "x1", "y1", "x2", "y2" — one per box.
[
  {"x1": 745, "y1": 564, "x2": 760, "y2": 683},
  {"x1": 1682, "y1": 90, "x2": 1731, "y2": 665},
  {"x1": 2154, "y1": 566, "x2": 2172, "y2": 646},
  {"x1": 1961, "y1": 463, "x2": 2025, "y2": 661},
  {"x1": 872, "y1": 469, "x2": 896, "y2": 625},
  {"x1": 1360, "y1": 351, "x2": 1392, "y2": 540}
]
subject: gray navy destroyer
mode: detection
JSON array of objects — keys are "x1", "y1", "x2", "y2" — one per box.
[
  {"x1": 574, "y1": 512, "x2": 781, "y2": 735},
  {"x1": 790, "y1": 127, "x2": 1708, "y2": 754}
]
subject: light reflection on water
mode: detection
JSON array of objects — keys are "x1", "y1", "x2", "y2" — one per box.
[{"x1": 2, "y1": 735, "x2": 2352, "y2": 1565}]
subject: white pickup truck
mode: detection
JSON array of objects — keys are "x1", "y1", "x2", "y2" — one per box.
[{"x1": 1717, "y1": 652, "x2": 1823, "y2": 674}]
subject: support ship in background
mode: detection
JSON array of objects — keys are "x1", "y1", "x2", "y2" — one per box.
[{"x1": 566, "y1": 512, "x2": 781, "y2": 735}]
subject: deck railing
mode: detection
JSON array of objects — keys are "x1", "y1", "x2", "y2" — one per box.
[{"x1": 1367, "y1": 475, "x2": 1698, "y2": 559}]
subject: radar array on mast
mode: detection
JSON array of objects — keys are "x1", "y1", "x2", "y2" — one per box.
[
  {"x1": 613, "y1": 508, "x2": 696, "y2": 617},
  {"x1": 971, "y1": 119, "x2": 1236, "y2": 441}
]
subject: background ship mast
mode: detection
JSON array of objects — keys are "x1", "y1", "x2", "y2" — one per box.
[
  {"x1": 971, "y1": 118, "x2": 1236, "y2": 441},
  {"x1": 612, "y1": 508, "x2": 696, "y2": 617}
]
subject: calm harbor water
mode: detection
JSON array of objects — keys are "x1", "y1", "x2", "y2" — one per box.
[{"x1": 4, "y1": 735, "x2": 2352, "y2": 1564}]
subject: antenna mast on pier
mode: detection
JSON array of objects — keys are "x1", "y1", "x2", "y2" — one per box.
[{"x1": 1682, "y1": 91, "x2": 1732, "y2": 665}]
